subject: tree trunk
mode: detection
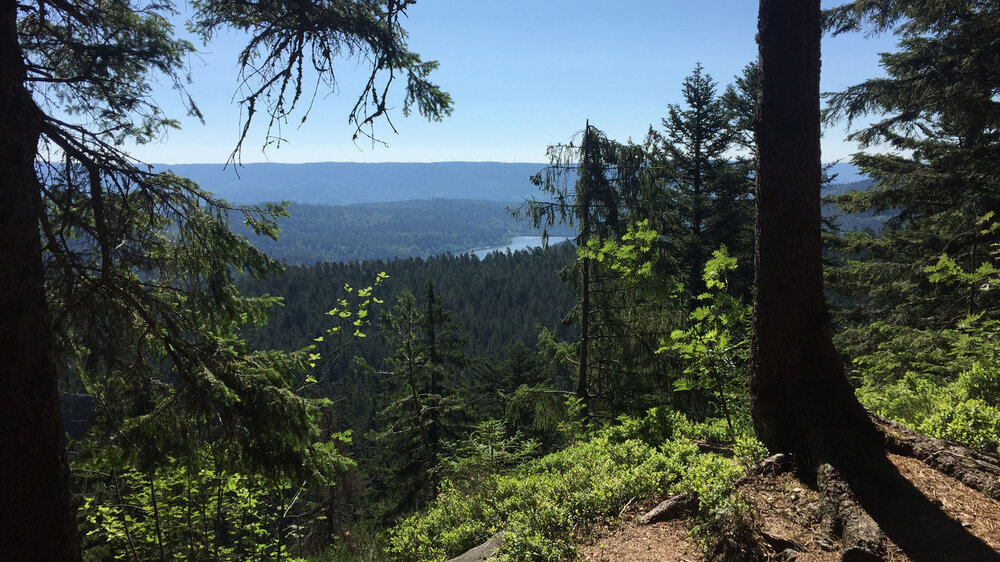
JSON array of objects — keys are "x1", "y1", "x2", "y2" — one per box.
[
  {"x1": 577, "y1": 253, "x2": 591, "y2": 425},
  {"x1": 749, "y1": 0, "x2": 882, "y2": 470},
  {"x1": 576, "y1": 121, "x2": 594, "y2": 426},
  {"x1": 0, "y1": 0, "x2": 80, "y2": 558}
]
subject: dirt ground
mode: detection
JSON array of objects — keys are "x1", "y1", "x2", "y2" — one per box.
[{"x1": 576, "y1": 453, "x2": 1000, "y2": 561}]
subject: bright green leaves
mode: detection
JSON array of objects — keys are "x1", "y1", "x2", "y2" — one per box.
[
  {"x1": 659, "y1": 246, "x2": 749, "y2": 436},
  {"x1": 925, "y1": 213, "x2": 1000, "y2": 289},
  {"x1": 577, "y1": 220, "x2": 659, "y2": 280},
  {"x1": 307, "y1": 272, "x2": 389, "y2": 373},
  {"x1": 77, "y1": 455, "x2": 325, "y2": 560},
  {"x1": 703, "y1": 245, "x2": 738, "y2": 291}
]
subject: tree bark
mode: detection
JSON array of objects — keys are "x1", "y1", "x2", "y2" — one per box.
[
  {"x1": 749, "y1": 0, "x2": 882, "y2": 470},
  {"x1": 0, "y1": 0, "x2": 80, "y2": 558},
  {"x1": 576, "y1": 121, "x2": 594, "y2": 426}
]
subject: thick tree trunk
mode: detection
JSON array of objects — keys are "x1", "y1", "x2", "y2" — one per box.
[
  {"x1": 0, "y1": 1, "x2": 80, "y2": 558},
  {"x1": 749, "y1": 0, "x2": 882, "y2": 470}
]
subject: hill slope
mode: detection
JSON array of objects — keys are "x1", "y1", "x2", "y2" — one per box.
[
  {"x1": 234, "y1": 199, "x2": 573, "y2": 264},
  {"x1": 158, "y1": 161, "x2": 548, "y2": 205}
]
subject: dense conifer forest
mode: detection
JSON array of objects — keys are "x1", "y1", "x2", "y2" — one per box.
[
  {"x1": 231, "y1": 199, "x2": 575, "y2": 265},
  {"x1": 3, "y1": 0, "x2": 1000, "y2": 560}
]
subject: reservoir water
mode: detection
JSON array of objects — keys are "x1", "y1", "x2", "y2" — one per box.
[{"x1": 470, "y1": 236, "x2": 572, "y2": 259}]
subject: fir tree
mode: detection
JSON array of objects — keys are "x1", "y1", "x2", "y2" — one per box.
[
  {"x1": 824, "y1": 0, "x2": 1000, "y2": 377},
  {"x1": 646, "y1": 63, "x2": 755, "y2": 299}
]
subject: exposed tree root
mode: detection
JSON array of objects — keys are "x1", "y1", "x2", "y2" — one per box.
[
  {"x1": 638, "y1": 493, "x2": 697, "y2": 525},
  {"x1": 728, "y1": 446, "x2": 1000, "y2": 561},
  {"x1": 632, "y1": 425, "x2": 1000, "y2": 562},
  {"x1": 873, "y1": 414, "x2": 1000, "y2": 500},
  {"x1": 815, "y1": 463, "x2": 886, "y2": 560}
]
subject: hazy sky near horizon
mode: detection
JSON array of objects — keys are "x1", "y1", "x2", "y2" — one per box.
[{"x1": 128, "y1": 1, "x2": 898, "y2": 165}]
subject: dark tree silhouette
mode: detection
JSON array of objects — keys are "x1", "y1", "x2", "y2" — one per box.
[
  {"x1": 750, "y1": 0, "x2": 882, "y2": 468},
  {"x1": 750, "y1": 2, "x2": 1000, "y2": 559}
]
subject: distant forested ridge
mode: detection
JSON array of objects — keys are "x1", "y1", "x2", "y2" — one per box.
[
  {"x1": 156, "y1": 161, "x2": 548, "y2": 205},
  {"x1": 233, "y1": 199, "x2": 574, "y2": 264},
  {"x1": 823, "y1": 179, "x2": 892, "y2": 232},
  {"x1": 159, "y1": 159, "x2": 863, "y2": 204}
]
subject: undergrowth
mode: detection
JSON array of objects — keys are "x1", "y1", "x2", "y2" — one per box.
[
  {"x1": 379, "y1": 408, "x2": 758, "y2": 561},
  {"x1": 858, "y1": 359, "x2": 1000, "y2": 455}
]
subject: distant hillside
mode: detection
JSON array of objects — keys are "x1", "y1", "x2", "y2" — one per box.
[
  {"x1": 236, "y1": 199, "x2": 574, "y2": 265},
  {"x1": 154, "y1": 161, "x2": 881, "y2": 263},
  {"x1": 826, "y1": 162, "x2": 867, "y2": 185},
  {"x1": 157, "y1": 161, "x2": 548, "y2": 205},
  {"x1": 157, "y1": 160, "x2": 867, "y2": 206},
  {"x1": 823, "y1": 179, "x2": 894, "y2": 232}
]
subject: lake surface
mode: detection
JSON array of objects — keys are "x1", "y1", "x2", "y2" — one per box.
[{"x1": 470, "y1": 236, "x2": 572, "y2": 259}]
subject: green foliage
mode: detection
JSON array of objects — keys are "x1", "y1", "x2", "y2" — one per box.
[
  {"x1": 387, "y1": 433, "x2": 675, "y2": 561},
  {"x1": 243, "y1": 244, "x2": 579, "y2": 358},
  {"x1": 77, "y1": 450, "x2": 350, "y2": 561},
  {"x1": 365, "y1": 284, "x2": 469, "y2": 518},
  {"x1": 436, "y1": 420, "x2": 539, "y2": 491},
  {"x1": 385, "y1": 409, "x2": 749, "y2": 561},
  {"x1": 645, "y1": 63, "x2": 756, "y2": 300},
  {"x1": 660, "y1": 247, "x2": 750, "y2": 432},
  {"x1": 733, "y1": 434, "x2": 769, "y2": 468},
  {"x1": 858, "y1": 364, "x2": 1000, "y2": 455},
  {"x1": 577, "y1": 220, "x2": 660, "y2": 281},
  {"x1": 823, "y1": 0, "x2": 1000, "y2": 370},
  {"x1": 17, "y1": 0, "x2": 452, "y2": 555},
  {"x1": 848, "y1": 218, "x2": 1000, "y2": 455},
  {"x1": 313, "y1": 271, "x2": 390, "y2": 364}
]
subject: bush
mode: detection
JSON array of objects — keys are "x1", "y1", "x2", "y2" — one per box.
[
  {"x1": 858, "y1": 362, "x2": 1000, "y2": 455},
  {"x1": 386, "y1": 410, "x2": 748, "y2": 561}
]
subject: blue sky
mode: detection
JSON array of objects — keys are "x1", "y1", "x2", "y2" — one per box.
[{"x1": 128, "y1": 1, "x2": 898, "y2": 164}]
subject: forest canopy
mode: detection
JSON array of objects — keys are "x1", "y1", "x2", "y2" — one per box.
[{"x1": 2, "y1": 0, "x2": 999, "y2": 560}]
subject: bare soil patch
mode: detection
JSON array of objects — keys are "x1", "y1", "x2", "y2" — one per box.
[
  {"x1": 573, "y1": 453, "x2": 1000, "y2": 561},
  {"x1": 579, "y1": 517, "x2": 702, "y2": 562}
]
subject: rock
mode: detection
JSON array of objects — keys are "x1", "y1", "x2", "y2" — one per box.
[{"x1": 446, "y1": 532, "x2": 504, "y2": 562}]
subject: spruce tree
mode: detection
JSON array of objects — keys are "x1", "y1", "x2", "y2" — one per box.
[
  {"x1": 646, "y1": 64, "x2": 755, "y2": 300},
  {"x1": 516, "y1": 122, "x2": 647, "y2": 424},
  {"x1": 369, "y1": 284, "x2": 466, "y2": 517},
  {"x1": 824, "y1": 0, "x2": 1000, "y2": 377}
]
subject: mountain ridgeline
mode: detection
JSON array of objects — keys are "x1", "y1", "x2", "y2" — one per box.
[
  {"x1": 158, "y1": 161, "x2": 550, "y2": 205},
  {"x1": 167, "y1": 160, "x2": 867, "y2": 205},
  {"x1": 192, "y1": 161, "x2": 875, "y2": 264}
]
